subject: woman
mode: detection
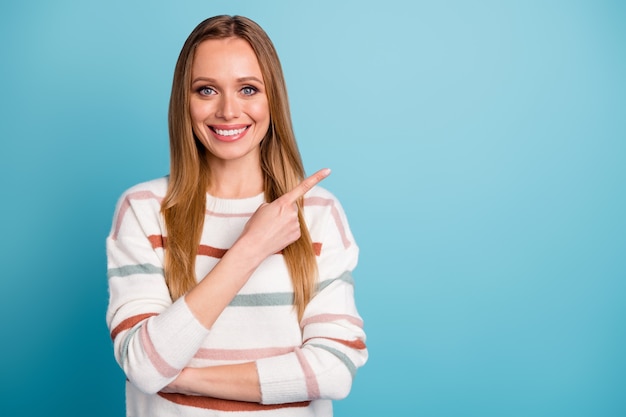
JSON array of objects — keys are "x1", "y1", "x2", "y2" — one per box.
[{"x1": 106, "y1": 15, "x2": 367, "y2": 416}]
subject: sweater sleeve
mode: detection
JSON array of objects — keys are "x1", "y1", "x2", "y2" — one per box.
[
  {"x1": 255, "y1": 190, "x2": 368, "y2": 404},
  {"x1": 105, "y1": 182, "x2": 210, "y2": 394}
]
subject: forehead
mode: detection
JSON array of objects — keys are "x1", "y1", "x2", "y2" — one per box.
[{"x1": 191, "y1": 38, "x2": 263, "y2": 81}]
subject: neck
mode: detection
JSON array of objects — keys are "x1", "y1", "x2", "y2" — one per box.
[{"x1": 206, "y1": 157, "x2": 264, "y2": 199}]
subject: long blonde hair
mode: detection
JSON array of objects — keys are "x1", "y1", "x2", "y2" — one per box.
[{"x1": 162, "y1": 15, "x2": 317, "y2": 320}]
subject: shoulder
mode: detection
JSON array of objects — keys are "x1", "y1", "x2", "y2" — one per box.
[
  {"x1": 113, "y1": 176, "x2": 169, "y2": 213},
  {"x1": 304, "y1": 185, "x2": 355, "y2": 243},
  {"x1": 109, "y1": 177, "x2": 169, "y2": 238},
  {"x1": 304, "y1": 185, "x2": 343, "y2": 209},
  {"x1": 303, "y1": 185, "x2": 350, "y2": 221},
  {"x1": 118, "y1": 176, "x2": 169, "y2": 202},
  {"x1": 305, "y1": 186, "x2": 359, "y2": 273}
]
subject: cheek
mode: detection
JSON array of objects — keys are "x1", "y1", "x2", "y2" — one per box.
[
  {"x1": 189, "y1": 101, "x2": 210, "y2": 125},
  {"x1": 247, "y1": 100, "x2": 270, "y2": 124}
]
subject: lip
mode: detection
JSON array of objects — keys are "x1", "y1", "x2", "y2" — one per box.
[{"x1": 208, "y1": 124, "x2": 250, "y2": 142}]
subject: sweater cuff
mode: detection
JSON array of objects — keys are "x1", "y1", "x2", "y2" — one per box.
[
  {"x1": 256, "y1": 353, "x2": 308, "y2": 404},
  {"x1": 148, "y1": 297, "x2": 210, "y2": 368}
]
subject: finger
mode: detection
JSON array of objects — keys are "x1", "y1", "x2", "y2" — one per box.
[{"x1": 279, "y1": 168, "x2": 331, "y2": 203}]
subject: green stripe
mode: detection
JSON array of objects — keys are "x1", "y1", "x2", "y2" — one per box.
[
  {"x1": 120, "y1": 325, "x2": 142, "y2": 365},
  {"x1": 107, "y1": 263, "x2": 164, "y2": 278},
  {"x1": 229, "y1": 271, "x2": 355, "y2": 307},
  {"x1": 316, "y1": 270, "x2": 354, "y2": 293},
  {"x1": 229, "y1": 292, "x2": 294, "y2": 307},
  {"x1": 309, "y1": 343, "x2": 357, "y2": 378}
]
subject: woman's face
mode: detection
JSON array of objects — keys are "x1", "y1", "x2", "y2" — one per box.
[{"x1": 189, "y1": 37, "x2": 270, "y2": 166}]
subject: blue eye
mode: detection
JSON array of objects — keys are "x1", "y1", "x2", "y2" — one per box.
[
  {"x1": 198, "y1": 86, "x2": 215, "y2": 96},
  {"x1": 241, "y1": 86, "x2": 257, "y2": 96}
]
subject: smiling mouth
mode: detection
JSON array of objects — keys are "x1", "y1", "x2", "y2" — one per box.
[{"x1": 210, "y1": 126, "x2": 248, "y2": 136}]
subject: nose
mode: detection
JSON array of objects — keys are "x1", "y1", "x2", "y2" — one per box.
[{"x1": 216, "y1": 93, "x2": 240, "y2": 120}]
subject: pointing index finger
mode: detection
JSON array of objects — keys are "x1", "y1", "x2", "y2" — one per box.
[{"x1": 280, "y1": 168, "x2": 331, "y2": 203}]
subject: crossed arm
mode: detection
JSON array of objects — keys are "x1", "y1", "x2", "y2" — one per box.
[
  {"x1": 166, "y1": 168, "x2": 333, "y2": 402},
  {"x1": 110, "y1": 169, "x2": 362, "y2": 403}
]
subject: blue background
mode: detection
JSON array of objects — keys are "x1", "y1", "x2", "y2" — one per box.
[{"x1": 1, "y1": 1, "x2": 624, "y2": 416}]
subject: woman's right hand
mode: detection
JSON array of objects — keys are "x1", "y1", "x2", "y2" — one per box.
[
  {"x1": 237, "y1": 168, "x2": 331, "y2": 262},
  {"x1": 184, "y1": 169, "x2": 331, "y2": 330}
]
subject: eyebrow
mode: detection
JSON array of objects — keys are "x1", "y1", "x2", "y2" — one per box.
[{"x1": 191, "y1": 76, "x2": 264, "y2": 85}]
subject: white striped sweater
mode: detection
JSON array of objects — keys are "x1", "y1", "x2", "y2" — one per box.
[{"x1": 105, "y1": 177, "x2": 367, "y2": 416}]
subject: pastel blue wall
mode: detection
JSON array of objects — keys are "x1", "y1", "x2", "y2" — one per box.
[{"x1": 1, "y1": 1, "x2": 624, "y2": 416}]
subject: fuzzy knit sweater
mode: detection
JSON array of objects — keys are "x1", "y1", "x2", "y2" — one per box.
[{"x1": 105, "y1": 177, "x2": 367, "y2": 416}]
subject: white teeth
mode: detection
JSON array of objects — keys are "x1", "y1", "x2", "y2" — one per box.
[{"x1": 214, "y1": 127, "x2": 246, "y2": 136}]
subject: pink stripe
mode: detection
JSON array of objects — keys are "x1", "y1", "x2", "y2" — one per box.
[
  {"x1": 300, "y1": 313, "x2": 364, "y2": 329},
  {"x1": 303, "y1": 336, "x2": 366, "y2": 351},
  {"x1": 194, "y1": 346, "x2": 295, "y2": 361},
  {"x1": 304, "y1": 197, "x2": 351, "y2": 248},
  {"x1": 139, "y1": 322, "x2": 179, "y2": 378},
  {"x1": 295, "y1": 348, "x2": 320, "y2": 399},
  {"x1": 112, "y1": 191, "x2": 163, "y2": 240}
]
